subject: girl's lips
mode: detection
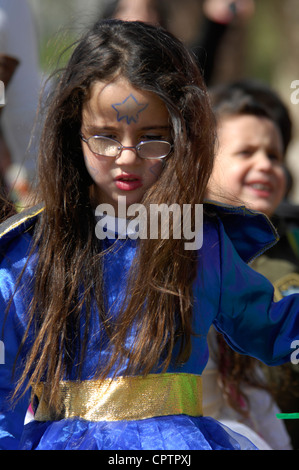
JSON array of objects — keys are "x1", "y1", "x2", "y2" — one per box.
[{"x1": 114, "y1": 174, "x2": 143, "y2": 191}]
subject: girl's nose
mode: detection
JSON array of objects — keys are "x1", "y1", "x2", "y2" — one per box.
[{"x1": 115, "y1": 146, "x2": 140, "y2": 165}]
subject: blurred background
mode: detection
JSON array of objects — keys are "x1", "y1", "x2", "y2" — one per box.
[
  {"x1": 1, "y1": 0, "x2": 299, "y2": 203},
  {"x1": 1, "y1": 0, "x2": 298, "y2": 450},
  {"x1": 28, "y1": 0, "x2": 299, "y2": 200}
]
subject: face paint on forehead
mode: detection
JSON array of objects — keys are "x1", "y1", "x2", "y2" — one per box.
[{"x1": 112, "y1": 94, "x2": 148, "y2": 124}]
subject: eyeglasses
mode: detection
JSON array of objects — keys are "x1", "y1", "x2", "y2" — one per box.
[{"x1": 80, "y1": 133, "x2": 172, "y2": 160}]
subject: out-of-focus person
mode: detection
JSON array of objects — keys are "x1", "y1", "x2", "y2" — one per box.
[
  {"x1": 0, "y1": 0, "x2": 41, "y2": 208},
  {"x1": 204, "y1": 79, "x2": 299, "y2": 450}
]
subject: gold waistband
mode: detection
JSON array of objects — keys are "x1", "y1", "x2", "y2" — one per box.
[{"x1": 32, "y1": 373, "x2": 202, "y2": 422}]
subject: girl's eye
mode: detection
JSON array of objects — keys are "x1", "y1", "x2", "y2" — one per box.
[
  {"x1": 141, "y1": 135, "x2": 164, "y2": 141},
  {"x1": 99, "y1": 134, "x2": 118, "y2": 140}
]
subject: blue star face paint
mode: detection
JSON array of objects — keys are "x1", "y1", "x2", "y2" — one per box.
[{"x1": 112, "y1": 94, "x2": 149, "y2": 124}]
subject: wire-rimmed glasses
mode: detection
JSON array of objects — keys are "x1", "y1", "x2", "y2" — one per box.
[{"x1": 80, "y1": 133, "x2": 172, "y2": 160}]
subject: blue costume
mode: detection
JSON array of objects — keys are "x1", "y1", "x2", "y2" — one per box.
[{"x1": 1, "y1": 203, "x2": 299, "y2": 450}]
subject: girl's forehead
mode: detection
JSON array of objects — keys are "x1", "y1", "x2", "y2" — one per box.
[{"x1": 83, "y1": 78, "x2": 169, "y2": 125}]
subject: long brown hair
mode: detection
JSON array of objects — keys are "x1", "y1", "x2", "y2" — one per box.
[{"x1": 12, "y1": 20, "x2": 216, "y2": 406}]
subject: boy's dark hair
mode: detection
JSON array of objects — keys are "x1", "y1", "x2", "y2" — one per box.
[{"x1": 210, "y1": 79, "x2": 292, "y2": 154}]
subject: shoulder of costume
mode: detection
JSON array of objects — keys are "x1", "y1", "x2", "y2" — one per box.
[
  {"x1": 203, "y1": 200, "x2": 279, "y2": 264},
  {"x1": 0, "y1": 203, "x2": 44, "y2": 249}
]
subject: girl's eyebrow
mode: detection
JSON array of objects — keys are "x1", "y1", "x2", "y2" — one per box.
[
  {"x1": 83, "y1": 125, "x2": 117, "y2": 134},
  {"x1": 83, "y1": 125, "x2": 171, "y2": 134},
  {"x1": 140, "y1": 125, "x2": 170, "y2": 131}
]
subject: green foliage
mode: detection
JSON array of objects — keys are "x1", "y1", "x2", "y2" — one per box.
[{"x1": 245, "y1": 0, "x2": 284, "y2": 82}]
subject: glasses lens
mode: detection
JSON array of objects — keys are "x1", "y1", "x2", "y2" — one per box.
[
  {"x1": 89, "y1": 136, "x2": 119, "y2": 157},
  {"x1": 137, "y1": 141, "x2": 171, "y2": 159}
]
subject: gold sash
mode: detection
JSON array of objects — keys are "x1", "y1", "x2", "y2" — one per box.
[{"x1": 32, "y1": 373, "x2": 202, "y2": 422}]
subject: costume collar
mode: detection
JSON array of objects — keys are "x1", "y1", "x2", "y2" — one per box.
[
  {"x1": 204, "y1": 200, "x2": 279, "y2": 263},
  {"x1": 0, "y1": 203, "x2": 44, "y2": 248}
]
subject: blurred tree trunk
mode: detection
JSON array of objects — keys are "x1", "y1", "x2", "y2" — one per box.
[{"x1": 209, "y1": 20, "x2": 247, "y2": 85}]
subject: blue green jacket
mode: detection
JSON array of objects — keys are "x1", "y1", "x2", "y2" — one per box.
[{"x1": 1, "y1": 203, "x2": 299, "y2": 450}]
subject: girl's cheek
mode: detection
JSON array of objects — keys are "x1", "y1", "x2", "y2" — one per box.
[
  {"x1": 84, "y1": 154, "x2": 100, "y2": 176},
  {"x1": 145, "y1": 161, "x2": 164, "y2": 181}
]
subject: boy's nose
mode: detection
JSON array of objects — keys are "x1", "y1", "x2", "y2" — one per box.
[{"x1": 255, "y1": 150, "x2": 273, "y2": 170}]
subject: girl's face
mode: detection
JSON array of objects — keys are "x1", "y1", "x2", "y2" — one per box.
[
  {"x1": 206, "y1": 114, "x2": 286, "y2": 217},
  {"x1": 81, "y1": 78, "x2": 170, "y2": 213}
]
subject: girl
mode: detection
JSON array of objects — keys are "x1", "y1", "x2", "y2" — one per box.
[{"x1": 0, "y1": 19, "x2": 299, "y2": 451}]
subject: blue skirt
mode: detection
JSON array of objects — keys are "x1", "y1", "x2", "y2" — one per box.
[{"x1": 19, "y1": 415, "x2": 257, "y2": 450}]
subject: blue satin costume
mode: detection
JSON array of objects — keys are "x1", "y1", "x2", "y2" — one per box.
[{"x1": 1, "y1": 202, "x2": 299, "y2": 450}]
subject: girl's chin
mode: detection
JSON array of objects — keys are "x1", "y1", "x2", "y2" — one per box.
[{"x1": 93, "y1": 192, "x2": 145, "y2": 211}]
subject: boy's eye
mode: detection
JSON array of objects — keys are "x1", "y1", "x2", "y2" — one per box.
[
  {"x1": 268, "y1": 152, "x2": 283, "y2": 163},
  {"x1": 238, "y1": 149, "x2": 252, "y2": 157}
]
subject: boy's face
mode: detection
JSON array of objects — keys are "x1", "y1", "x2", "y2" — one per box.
[{"x1": 206, "y1": 114, "x2": 286, "y2": 217}]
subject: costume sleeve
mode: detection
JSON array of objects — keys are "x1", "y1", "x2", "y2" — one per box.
[
  {"x1": 0, "y1": 250, "x2": 31, "y2": 450},
  {"x1": 213, "y1": 219, "x2": 299, "y2": 366}
]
